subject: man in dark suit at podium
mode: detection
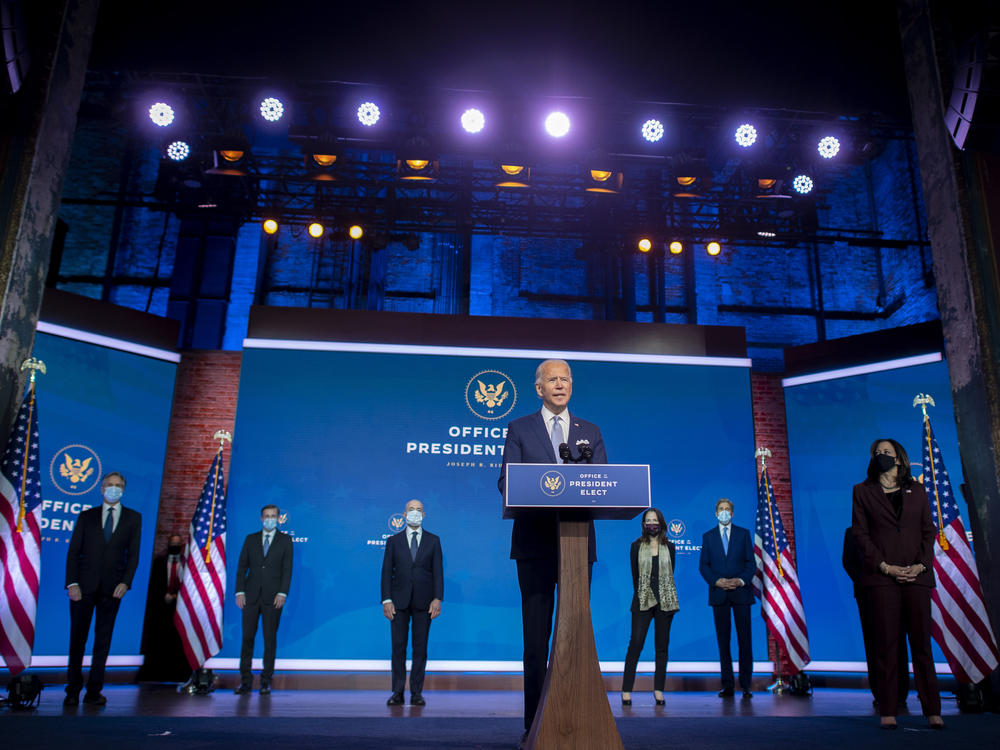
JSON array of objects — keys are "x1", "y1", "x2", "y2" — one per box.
[
  {"x1": 498, "y1": 359, "x2": 607, "y2": 739},
  {"x1": 698, "y1": 497, "x2": 756, "y2": 698},
  {"x1": 234, "y1": 504, "x2": 293, "y2": 695},
  {"x1": 64, "y1": 471, "x2": 142, "y2": 706},
  {"x1": 381, "y1": 499, "x2": 443, "y2": 706}
]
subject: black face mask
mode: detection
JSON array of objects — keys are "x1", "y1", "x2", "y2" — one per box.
[
  {"x1": 643, "y1": 524, "x2": 661, "y2": 536},
  {"x1": 871, "y1": 453, "x2": 897, "y2": 474},
  {"x1": 167, "y1": 544, "x2": 183, "y2": 555}
]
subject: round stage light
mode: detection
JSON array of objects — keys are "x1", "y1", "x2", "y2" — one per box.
[
  {"x1": 262, "y1": 219, "x2": 279, "y2": 235},
  {"x1": 357, "y1": 101, "x2": 380, "y2": 126},
  {"x1": 501, "y1": 164, "x2": 525, "y2": 175},
  {"x1": 166, "y1": 140, "x2": 190, "y2": 161},
  {"x1": 461, "y1": 108, "x2": 485, "y2": 133},
  {"x1": 637, "y1": 238, "x2": 652, "y2": 253},
  {"x1": 734, "y1": 123, "x2": 757, "y2": 147},
  {"x1": 669, "y1": 241, "x2": 683, "y2": 255},
  {"x1": 259, "y1": 97, "x2": 284, "y2": 122},
  {"x1": 817, "y1": 136, "x2": 840, "y2": 159},
  {"x1": 793, "y1": 174, "x2": 814, "y2": 194},
  {"x1": 641, "y1": 119, "x2": 664, "y2": 143},
  {"x1": 148, "y1": 102, "x2": 175, "y2": 127},
  {"x1": 348, "y1": 224, "x2": 364, "y2": 240},
  {"x1": 706, "y1": 242, "x2": 722, "y2": 256},
  {"x1": 544, "y1": 111, "x2": 570, "y2": 138},
  {"x1": 308, "y1": 222, "x2": 324, "y2": 238}
]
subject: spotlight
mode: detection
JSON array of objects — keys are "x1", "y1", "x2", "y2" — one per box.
[
  {"x1": 303, "y1": 143, "x2": 341, "y2": 181},
  {"x1": 206, "y1": 140, "x2": 250, "y2": 176},
  {"x1": 348, "y1": 224, "x2": 364, "y2": 240},
  {"x1": 259, "y1": 97, "x2": 284, "y2": 122},
  {"x1": 817, "y1": 136, "x2": 840, "y2": 159},
  {"x1": 397, "y1": 136, "x2": 438, "y2": 180},
  {"x1": 262, "y1": 219, "x2": 279, "y2": 235},
  {"x1": 544, "y1": 111, "x2": 570, "y2": 138},
  {"x1": 357, "y1": 101, "x2": 380, "y2": 126},
  {"x1": 149, "y1": 102, "x2": 175, "y2": 127},
  {"x1": 637, "y1": 238, "x2": 652, "y2": 253},
  {"x1": 757, "y1": 230, "x2": 776, "y2": 238},
  {"x1": 308, "y1": 223, "x2": 324, "y2": 238},
  {"x1": 496, "y1": 163, "x2": 531, "y2": 188},
  {"x1": 792, "y1": 174, "x2": 814, "y2": 194},
  {"x1": 586, "y1": 166, "x2": 622, "y2": 193},
  {"x1": 734, "y1": 123, "x2": 757, "y2": 147},
  {"x1": 166, "y1": 140, "x2": 190, "y2": 161},
  {"x1": 641, "y1": 119, "x2": 664, "y2": 143},
  {"x1": 669, "y1": 241, "x2": 683, "y2": 255},
  {"x1": 706, "y1": 241, "x2": 722, "y2": 256},
  {"x1": 461, "y1": 108, "x2": 485, "y2": 133}
]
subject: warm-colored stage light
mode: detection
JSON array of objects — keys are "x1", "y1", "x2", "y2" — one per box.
[
  {"x1": 669, "y1": 241, "x2": 683, "y2": 254},
  {"x1": 461, "y1": 108, "x2": 485, "y2": 133},
  {"x1": 149, "y1": 102, "x2": 175, "y2": 127},
  {"x1": 817, "y1": 136, "x2": 840, "y2": 159},
  {"x1": 262, "y1": 219, "x2": 279, "y2": 235},
  {"x1": 497, "y1": 164, "x2": 531, "y2": 188},
  {"x1": 676, "y1": 176, "x2": 696, "y2": 186},
  {"x1": 219, "y1": 149, "x2": 245, "y2": 162},
  {"x1": 312, "y1": 154, "x2": 338, "y2": 167},
  {"x1": 501, "y1": 164, "x2": 525, "y2": 175},
  {"x1": 166, "y1": 141, "x2": 190, "y2": 161},
  {"x1": 405, "y1": 159, "x2": 430, "y2": 170},
  {"x1": 545, "y1": 111, "x2": 570, "y2": 137},
  {"x1": 638, "y1": 238, "x2": 652, "y2": 253},
  {"x1": 641, "y1": 119, "x2": 664, "y2": 143},
  {"x1": 734, "y1": 123, "x2": 757, "y2": 147},
  {"x1": 357, "y1": 101, "x2": 380, "y2": 126},
  {"x1": 590, "y1": 170, "x2": 612, "y2": 182},
  {"x1": 308, "y1": 223, "x2": 324, "y2": 238},
  {"x1": 348, "y1": 224, "x2": 364, "y2": 240},
  {"x1": 757, "y1": 178, "x2": 777, "y2": 190},
  {"x1": 706, "y1": 242, "x2": 722, "y2": 256},
  {"x1": 259, "y1": 97, "x2": 284, "y2": 122},
  {"x1": 793, "y1": 174, "x2": 814, "y2": 194}
]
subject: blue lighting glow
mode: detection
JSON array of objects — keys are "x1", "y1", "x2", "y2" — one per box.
[
  {"x1": 793, "y1": 174, "x2": 814, "y2": 194},
  {"x1": 148, "y1": 102, "x2": 175, "y2": 127},
  {"x1": 734, "y1": 123, "x2": 757, "y2": 147},
  {"x1": 544, "y1": 111, "x2": 570, "y2": 138},
  {"x1": 641, "y1": 119, "x2": 664, "y2": 143},
  {"x1": 259, "y1": 97, "x2": 284, "y2": 122},
  {"x1": 818, "y1": 136, "x2": 840, "y2": 159},
  {"x1": 357, "y1": 102, "x2": 380, "y2": 126},
  {"x1": 166, "y1": 141, "x2": 190, "y2": 161},
  {"x1": 461, "y1": 108, "x2": 485, "y2": 133}
]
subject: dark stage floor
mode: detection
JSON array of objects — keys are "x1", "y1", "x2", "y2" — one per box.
[{"x1": 2, "y1": 686, "x2": 996, "y2": 749}]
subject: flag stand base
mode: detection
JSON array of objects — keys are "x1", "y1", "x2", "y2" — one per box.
[{"x1": 768, "y1": 676, "x2": 788, "y2": 694}]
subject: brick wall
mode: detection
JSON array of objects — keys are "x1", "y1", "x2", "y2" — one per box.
[{"x1": 153, "y1": 351, "x2": 242, "y2": 555}]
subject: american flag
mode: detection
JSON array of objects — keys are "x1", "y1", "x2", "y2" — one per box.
[
  {"x1": 752, "y1": 466, "x2": 810, "y2": 671},
  {"x1": 921, "y1": 416, "x2": 999, "y2": 683},
  {"x1": 173, "y1": 448, "x2": 227, "y2": 670},
  {"x1": 0, "y1": 386, "x2": 42, "y2": 675}
]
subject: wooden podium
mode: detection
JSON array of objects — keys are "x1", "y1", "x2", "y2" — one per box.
[{"x1": 504, "y1": 464, "x2": 650, "y2": 750}]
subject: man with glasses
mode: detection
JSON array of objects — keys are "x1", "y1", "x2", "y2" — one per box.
[{"x1": 499, "y1": 359, "x2": 607, "y2": 746}]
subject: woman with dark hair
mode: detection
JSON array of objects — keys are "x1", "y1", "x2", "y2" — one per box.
[
  {"x1": 621, "y1": 507, "x2": 679, "y2": 706},
  {"x1": 851, "y1": 438, "x2": 944, "y2": 730}
]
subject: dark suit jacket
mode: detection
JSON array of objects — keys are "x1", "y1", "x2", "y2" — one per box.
[
  {"x1": 842, "y1": 526, "x2": 864, "y2": 598},
  {"x1": 64, "y1": 504, "x2": 142, "y2": 595},
  {"x1": 380, "y1": 528, "x2": 444, "y2": 610},
  {"x1": 629, "y1": 538, "x2": 676, "y2": 612},
  {"x1": 499, "y1": 411, "x2": 607, "y2": 562},
  {"x1": 850, "y1": 480, "x2": 935, "y2": 589},
  {"x1": 698, "y1": 524, "x2": 755, "y2": 606},
  {"x1": 235, "y1": 531, "x2": 293, "y2": 605}
]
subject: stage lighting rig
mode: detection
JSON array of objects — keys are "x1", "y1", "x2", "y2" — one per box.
[
  {"x1": 669, "y1": 241, "x2": 683, "y2": 255},
  {"x1": 461, "y1": 108, "x2": 485, "y2": 133},
  {"x1": 637, "y1": 237, "x2": 653, "y2": 253},
  {"x1": 641, "y1": 119, "x2": 664, "y2": 143},
  {"x1": 308, "y1": 222, "x2": 324, "y2": 238},
  {"x1": 397, "y1": 135, "x2": 439, "y2": 181},
  {"x1": 165, "y1": 140, "x2": 190, "y2": 161},
  {"x1": 496, "y1": 163, "x2": 531, "y2": 188},
  {"x1": 734, "y1": 123, "x2": 757, "y2": 147},
  {"x1": 262, "y1": 218, "x2": 279, "y2": 235},
  {"x1": 206, "y1": 142, "x2": 250, "y2": 176},
  {"x1": 586, "y1": 167, "x2": 623, "y2": 194},
  {"x1": 817, "y1": 136, "x2": 840, "y2": 159},
  {"x1": 792, "y1": 174, "x2": 814, "y2": 194},
  {"x1": 357, "y1": 101, "x2": 381, "y2": 126},
  {"x1": 544, "y1": 111, "x2": 570, "y2": 138},
  {"x1": 148, "y1": 102, "x2": 175, "y2": 127},
  {"x1": 706, "y1": 241, "x2": 722, "y2": 256},
  {"x1": 259, "y1": 97, "x2": 285, "y2": 122},
  {"x1": 302, "y1": 141, "x2": 342, "y2": 181},
  {"x1": 348, "y1": 224, "x2": 364, "y2": 240}
]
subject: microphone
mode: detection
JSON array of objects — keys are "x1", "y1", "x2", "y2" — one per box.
[
  {"x1": 579, "y1": 444, "x2": 594, "y2": 463},
  {"x1": 558, "y1": 443, "x2": 574, "y2": 463}
]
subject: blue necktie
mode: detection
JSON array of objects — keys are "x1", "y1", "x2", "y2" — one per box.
[
  {"x1": 410, "y1": 531, "x2": 418, "y2": 561},
  {"x1": 551, "y1": 416, "x2": 564, "y2": 462},
  {"x1": 104, "y1": 506, "x2": 114, "y2": 541},
  {"x1": 263, "y1": 533, "x2": 271, "y2": 557},
  {"x1": 723, "y1": 526, "x2": 729, "y2": 555}
]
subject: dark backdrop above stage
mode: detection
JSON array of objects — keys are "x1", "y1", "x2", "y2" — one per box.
[{"x1": 221, "y1": 340, "x2": 762, "y2": 666}]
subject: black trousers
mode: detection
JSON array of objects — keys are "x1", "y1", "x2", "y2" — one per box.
[
  {"x1": 67, "y1": 590, "x2": 121, "y2": 695},
  {"x1": 239, "y1": 598, "x2": 283, "y2": 682},
  {"x1": 390, "y1": 605, "x2": 431, "y2": 694},
  {"x1": 855, "y1": 591, "x2": 908, "y2": 703},
  {"x1": 622, "y1": 607, "x2": 675, "y2": 692},
  {"x1": 712, "y1": 601, "x2": 752, "y2": 691},
  {"x1": 516, "y1": 557, "x2": 558, "y2": 732},
  {"x1": 866, "y1": 585, "x2": 941, "y2": 717}
]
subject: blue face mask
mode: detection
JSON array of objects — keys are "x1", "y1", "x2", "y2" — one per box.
[
  {"x1": 103, "y1": 486, "x2": 123, "y2": 504},
  {"x1": 405, "y1": 510, "x2": 423, "y2": 527},
  {"x1": 717, "y1": 510, "x2": 732, "y2": 525},
  {"x1": 262, "y1": 517, "x2": 278, "y2": 531}
]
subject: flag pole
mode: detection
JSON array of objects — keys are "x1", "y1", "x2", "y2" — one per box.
[
  {"x1": 16, "y1": 358, "x2": 45, "y2": 533},
  {"x1": 756, "y1": 446, "x2": 788, "y2": 694},
  {"x1": 203, "y1": 429, "x2": 232, "y2": 564},
  {"x1": 913, "y1": 394, "x2": 948, "y2": 550}
]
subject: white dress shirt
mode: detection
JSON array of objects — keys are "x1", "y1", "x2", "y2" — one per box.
[
  {"x1": 540, "y1": 406, "x2": 570, "y2": 444},
  {"x1": 102, "y1": 501, "x2": 122, "y2": 533}
]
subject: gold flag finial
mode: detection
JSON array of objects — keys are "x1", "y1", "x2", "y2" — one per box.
[
  {"x1": 213, "y1": 429, "x2": 233, "y2": 447},
  {"x1": 913, "y1": 393, "x2": 935, "y2": 419},
  {"x1": 755, "y1": 446, "x2": 771, "y2": 472},
  {"x1": 20, "y1": 357, "x2": 46, "y2": 384}
]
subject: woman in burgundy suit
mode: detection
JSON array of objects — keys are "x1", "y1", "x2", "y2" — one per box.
[{"x1": 850, "y1": 438, "x2": 944, "y2": 730}]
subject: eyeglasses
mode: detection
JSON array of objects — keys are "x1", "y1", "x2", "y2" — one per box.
[{"x1": 543, "y1": 376, "x2": 571, "y2": 385}]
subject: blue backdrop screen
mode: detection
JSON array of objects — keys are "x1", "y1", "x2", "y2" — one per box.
[
  {"x1": 30, "y1": 331, "x2": 176, "y2": 659},
  {"x1": 222, "y1": 347, "x2": 765, "y2": 665},
  {"x1": 785, "y1": 359, "x2": 961, "y2": 665}
]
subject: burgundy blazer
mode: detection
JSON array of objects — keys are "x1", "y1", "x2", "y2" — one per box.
[{"x1": 850, "y1": 479, "x2": 936, "y2": 589}]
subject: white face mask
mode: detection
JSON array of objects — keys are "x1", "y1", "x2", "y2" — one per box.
[
  {"x1": 405, "y1": 509, "x2": 423, "y2": 527},
  {"x1": 103, "y1": 486, "x2": 123, "y2": 504},
  {"x1": 717, "y1": 509, "x2": 732, "y2": 525}
]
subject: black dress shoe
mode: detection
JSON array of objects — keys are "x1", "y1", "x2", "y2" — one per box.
[
  {"x1": 63, "y1": 693, "x2": 79, "y2": 706},
  {"x1": 655, "y1": 696, "x2": 666, "y2": 706},
  {"x1": 621, "y1": 696, "x2": 632, "y2": 706},
  {"x1": 386, "y1": 692, "x2": 404, "y2": 705},
  {"x1": 82, "y1": 692, "x2": 106, "y2": 705},
  {"x1": 259, "y1": 680, "x2": 271, "y2": 695},
  {"x1": 880, "y1": 721, "x2": 898, "y2": 730},
  {"x1": 742, "y1": 690, "x2": 753, "y2": 699},
  {"x1": 234, "y1": 683, "x2": 252, "y2": 694},
  {"x1": 718, "y1": 688, "x2": 735, "y2": 698},
  {"x1": 410, "y1": 693, "x2": 425, "y2": 706}
]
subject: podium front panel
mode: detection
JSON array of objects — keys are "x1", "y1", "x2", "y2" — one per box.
[{"x1": 503, "y1": 463, "x2": 650, "y2": 520}]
